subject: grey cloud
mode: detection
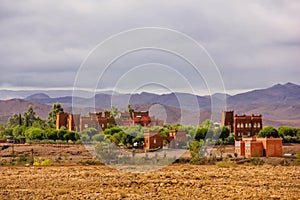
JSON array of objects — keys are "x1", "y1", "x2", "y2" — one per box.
[{"x1": 0, "y1": 0, "x2": 299, "y2": 93}]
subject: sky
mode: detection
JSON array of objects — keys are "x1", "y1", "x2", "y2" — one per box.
[{"x1": 0, "y1": 0, "x2": 300, "y2": 95}]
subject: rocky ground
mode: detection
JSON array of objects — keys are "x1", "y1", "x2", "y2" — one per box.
[{"x1": 0, "y1": 164, "x2": 299, "y2": 200}]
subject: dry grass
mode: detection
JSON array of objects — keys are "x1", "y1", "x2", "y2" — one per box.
[{"x1": 0, "y1": 164, "x2": 299, "y2": 199}]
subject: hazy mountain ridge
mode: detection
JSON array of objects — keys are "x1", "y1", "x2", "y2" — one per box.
[{"x1": 0, "y1": 82, "x2": 300, "y2": 127}]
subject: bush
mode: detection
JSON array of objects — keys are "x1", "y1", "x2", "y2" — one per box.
[
  {"x1": 258, "y1": 126, "x2": 279, "y2": 138},
  {"x1": 216, "y1": 160, "x2": 236, "y2": 168},
  {"x1": 25, "y1": 127, "x2": 44, "y2": 140},
  {"x1": 33, "y1": 158, "x2": 51, "y2": 166},
  {"x1": 92, "y1": 133, "x2": 105, "y2": 142},
  {"x1": 41, "y1": 159, "x2": 51, "y2": 166},
  {"x1": 293, "y1": 153, "x2": 300, "y2": 166},
  {"x1": 250, "y1": 157, "x2": 264, "y2": 165}
]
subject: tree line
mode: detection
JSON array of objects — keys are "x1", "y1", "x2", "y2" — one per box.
[{"x1": 0, "y1": 104, "x2": 300, "y2": 145}]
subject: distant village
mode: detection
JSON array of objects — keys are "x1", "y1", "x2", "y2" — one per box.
[{"x1": 56, "y1": 109, "x2": 283, "y2": 157}]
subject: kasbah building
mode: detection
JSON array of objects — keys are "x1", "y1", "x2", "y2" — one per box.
[
  {"x1": 56, "y1": 111, "x2": 187, "y2": 150},
  {"x1": 56, "y1": 110, "x2": 283, "y2": 157},
  {"x1": 221, "y1": 111, "x2": 282, "y2": 157}
]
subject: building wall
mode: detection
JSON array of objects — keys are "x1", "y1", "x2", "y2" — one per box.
[
  {"x1": 235, "y1": 140, "x2": 245, "y2": 156},
  {"x1": 233, "y1": 115, "x2": 262, "y2": 140},
  {"x1": 235, "y1": 137, "x2": 282, "y2": 157},
  {"x1": 56, "y1": 113, "x2": 69, "y2": 130},
  {"x1": 257, "y1": 138, "x2": 283, "y2": 157},
  {"x1": 80, "y1": 116, "x2": 101, "y2": 132},
  {"x1": 144, "y1": 131, "x2": 164, "y2": 150},
  {"x1": 144, "y1": 130, "x2": 187, "y2": 150},
  {"x1": 221, "y1": 111, "x2": 234, "y2": 132},
  {"x1": 221, "y1": 111, "x2": 262, "y2": 140},
  {"x1": 245, "y1": 141, "x2": 263, "y2": 157}
]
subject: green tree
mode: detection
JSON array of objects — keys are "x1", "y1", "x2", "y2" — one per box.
[
  {"x1": 278, "y1": 126, "x2": 298, "y2": 137},
  {"x1": 201, "y1": 119, "x2": 213, "y2": 129},
  {"x1": 23, "y1": 106, "x2": 36, "y2": 127},
  {"x1": 92, "y1": 133, "x2": 105, "y2": 142},
  {"x1": 160, "y1": 128, "x2": 170, "y2": 137},
  {"x1": 63, "y1": 131, "x2": 78, "y2": 142},
  {"x1": 8, "y1": 113, "x2": 23, "y2": 128},
  {"x1": 195, "y1": 127, "x2": 208, "y2": 141},
  {"x1": 48, "y1": 103, "x2": 64, "y2": 127},
  {"x1": 12, "y1": 125, "x2": 25, "y2": 138},
  {"x1": 189, "y1": 140, "x2": 203, "y2": 164},
  {"x1": 57, "y1": 127, "x2": 67, "y2": 140},
  {"x1": 127, "y1": 104, "x2": 134, "y2": 118},
  {"x1": 226, "y1": 133, "x2": 235, "y2": 145},
  {"x1": 216, "y1": 126, "x2": 230, "y2": 141},
  {"x1": 258, "y1": 126, "x2": 279, "y2": 138},
  {"x1": 32, "y1": 117, "x2": 47, "y2": 129},
  {"x1": 82, "y1": 128, "x2": 98, "y2": 140},
  {"x1": 110, "y1": 106, "x2": 120, "y2": 119},
  {"x1": 45, "y1": 129, "x2": 58, "y2": 140},
  {"x1": 25, "y1": 127, "x2": 44, "y2": 140}
]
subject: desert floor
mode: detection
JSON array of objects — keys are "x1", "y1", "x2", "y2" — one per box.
[{"x1": 0, "y1": 164, "x2": 299, "y2": 200}]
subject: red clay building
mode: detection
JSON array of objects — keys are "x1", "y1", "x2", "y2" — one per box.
[
  {"x1": 235, "y1": 137, "x2": 283, "y2": 157},
  {"x1": 57, "y1": 110, "x2": 159, "y2": 132},
  {"x1": 131, "y1": 111, "x2": 151, "y2": 126},
  {"x1": 56, "y1": 112, "x2": 116, "y2": 132},
  {"x1": 143, "y1": 130, "x2": 187, "y2": 150},
  {"x1": 221, "y1": 111, "x2": 263, "y2": 140}
]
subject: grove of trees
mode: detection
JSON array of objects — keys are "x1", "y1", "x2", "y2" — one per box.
[{"x1": 0, "y1": 104, "x2": 300, "y2": 146}]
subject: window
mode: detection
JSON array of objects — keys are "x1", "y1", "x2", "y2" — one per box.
[
  {"x1": 245, "y1": 123, "x2": 248, "y2": 128},
  {"x1": 253, "y1": 123, "x2": 257, "y2": 128},
  {"x1": 237, "y1": 123, "x2": 240, "y2": 128},
  {"x1": 153, "y1": 139, "x2": 156, "y2": 144},
  {"x1": 241, "y1": 123, "x2": 244, "y2": 128},
  {"x1": 84, "y1": 124, "x2": 88, "y2": 128},
  {"x1": 257, "y1": 123, "x2": 261, "y2": 128},
  {"x1": 249, "y1": 123, "x2": 252, "y2": 128}
]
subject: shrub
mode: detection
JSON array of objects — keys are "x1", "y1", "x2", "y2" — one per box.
[
  {"x1": 250, "y1": 157, "x2": 264, "y2": 165},
  {"x1": 216, "y1": 160, "x2": 236, "y2": 168},
  {"x1": 293, "y1": 153, "x2": 300, "y2": 166},
  {"x1": 41, "y1": 159, "x2": 51, "y2": 166}
]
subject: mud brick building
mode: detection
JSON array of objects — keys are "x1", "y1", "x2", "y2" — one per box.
[
  {"x1": 144, "y1": 130, "x2": 187, "y2": 150},
  {"x1": 56, "y1": 110, "x2": 161, "y2": 132},
  {"x1": 221, "y1": 111, "x2": 263, "y2": 140},
  {"x1": 56, "y1": 111, "x2": 116, "y2": 132},
  {"x1": 131, "y1": 111, "x2": 151, "y2": 126},
  {"x1": 235, "y1": 137, "x2": 283, "y2": 157}
]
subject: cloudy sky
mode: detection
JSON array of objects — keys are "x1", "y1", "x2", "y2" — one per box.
[{"x1": 0, "y1": 0, "x2": 299, "y2": 95}]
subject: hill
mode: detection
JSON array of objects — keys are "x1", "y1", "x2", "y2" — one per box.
[{"x1": 0, "y1": 82, "x2": 300, "y2": 127}]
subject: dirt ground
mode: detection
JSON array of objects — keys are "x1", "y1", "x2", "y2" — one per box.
[
  {"x1": 1, "y1": 143, "x2": 300, "y2": 166},
  {"x1": 0, "y1": 144, "x2": 300, "y2": 199},
  {"x1": 0, "y1": 164, "x2": 299, "y2": 200}
]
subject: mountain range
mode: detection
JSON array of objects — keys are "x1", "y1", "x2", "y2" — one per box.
[{"x1": 1, "y1": 82, "x2": 300, "y2": 128}]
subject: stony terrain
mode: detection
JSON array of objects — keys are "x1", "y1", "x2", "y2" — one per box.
[{"x1": 0, "y1": 164, "x2": 299, "y2": 200}]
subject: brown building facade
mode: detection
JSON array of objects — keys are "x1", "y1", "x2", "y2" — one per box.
[
  {"x1": 143, "y1": 130, "x2": 187, "y2": 150},
  {"x1": 235, "y1": 137, "x2": 283, "y2": 157},
  {"x1": 221, "y1": 111, "x2": 263, "y2": 140},
  {"x1": 56, "y1": 110, "x2": 161, "y2": 132}
]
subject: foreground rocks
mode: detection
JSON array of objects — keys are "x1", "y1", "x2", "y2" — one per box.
[{"x1": 0, "y1": 164, "x2": 299, "y2": 199}]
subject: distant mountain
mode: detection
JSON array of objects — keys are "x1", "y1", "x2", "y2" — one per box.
[
  {"x1": 26, "y1": 93, "x2": 50, "y2": 101},
  {"x1": 0, "y1": 82, "x2": 300, "y2": 127},
  {"x1": 228, "y1": 82, "x2": 300, "y2": 106},
  {"x1": 0, "y1": 99, "x2": 51, "y2": 123}
]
